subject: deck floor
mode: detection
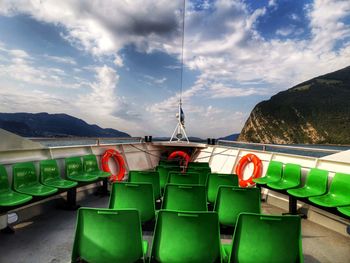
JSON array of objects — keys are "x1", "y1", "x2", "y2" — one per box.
[{"x1": 1, "y1": 195, "x2": 349, "y2": 263}]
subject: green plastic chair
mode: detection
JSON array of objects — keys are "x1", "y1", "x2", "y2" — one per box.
[
  {"x1": 65, "y1": 157, "x2": 99, "y2": 182},
  {"x1": 223, "y1": 213, "x2": 303, "y2": 263},
  {"x1": 309, "y1": 173, "x2": 350, "y2": 207},
  {"x1": 0, "y1": 164, "x2": 32, "y2": 206},
  {"x1": 150, "y1": 210, "x2": 222, "y2": 263},
  {"x1": 207, "y1": 173, "x2": 239, "y2": 204},
  {"x1": 188, "y1": 162, "x2": 210, "y2": 168},
  {"x1": 267, "y1": 163, "x2": 301, "y2": 190},
  {"x1": 83, "y1": 154, "x2": 111, "y2": 178},
  {"x1": 162, "y1": 184, "x2": 207, "y2": 212},
  {"x1": 40, "y1": 160, "x2": 78, "y2": 189},
  {"x1": 337, "y1": 206, "x2": 350, "y2": 217},
  {"x1": 158, "y1": 160, "x2": 180, "y2": 166},
  {"x1": 214, "y1": 187, "x2": 260, "y2": 227},
  {"x1": 156, "y1": 165, "x2": 181, "y2": 193},
  {"x1": 287, "y1": 168, "x2": 328, "y2": 198},
  {"x1": 187, "y1": 166, "x2": 211, "y2": 185},
  {"x1": 12, "y1": 162, "x2": 58, "y2": 197},
  {"x1": 253, "y1": 161, "x2": 283, "y2": 184},
  {"x1": 129, "y1": 170, "x2": 161, "y2": 200},
  {"x1": 71, "y1": 208, "x2": 148, "y2": 263},
  {"x1": 109, "y1": 182, "x2": 155, "y2": 223},
  {"x1": 168, "y1": 171, "x2": 200, "y2": 185}
]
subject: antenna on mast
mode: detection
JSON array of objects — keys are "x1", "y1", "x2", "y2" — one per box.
[{"x1": 170, "y1": 0, "x2": 189, "y2": 143}]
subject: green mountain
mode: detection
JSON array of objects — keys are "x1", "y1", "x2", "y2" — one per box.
[{"x1": 238, "y1": 66, "x2": 350, "y2": 144}]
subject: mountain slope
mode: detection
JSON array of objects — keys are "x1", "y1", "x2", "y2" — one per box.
[
  {"x1": 238, "y1": 66, "x2": 350, "y2": 144},
  {"x1": 0, "y1": 112, "x2": 130, "y2": 137}
]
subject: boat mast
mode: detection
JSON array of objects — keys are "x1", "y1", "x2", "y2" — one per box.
[{"x1": 170, "y1": 0, "x2": 189, "y2": 143}]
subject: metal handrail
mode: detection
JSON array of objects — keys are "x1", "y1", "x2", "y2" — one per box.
[{"x1": 217, "y1": 140, "x2": 344, "y2": 154}]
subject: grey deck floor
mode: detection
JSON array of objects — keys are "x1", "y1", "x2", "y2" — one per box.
[{"x1": 1, "y1": 195, "x2": 349, "y2": 263}]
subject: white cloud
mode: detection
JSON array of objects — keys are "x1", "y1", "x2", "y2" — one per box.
[
  {"x1": 268, "y1": 0, "x2": 277, "y2": 7},
  {"x1": 113, "y1": 54, "x2": 124, "y2": 67},
  {"x1": 43, "y1": 54, "x2": 76, "y2": 65}
]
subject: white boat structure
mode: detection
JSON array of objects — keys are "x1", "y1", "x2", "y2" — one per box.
[{"x1": 0, "y1": 128, "x2": 349, "y2": 262}]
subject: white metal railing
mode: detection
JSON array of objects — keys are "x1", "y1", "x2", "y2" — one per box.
[{"x1": 217, "y1": 140, "x2": 346, "y2": 155}]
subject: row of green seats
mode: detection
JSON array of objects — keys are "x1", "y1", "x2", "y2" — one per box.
[
  {"x1": 0, "y1": 155, "x2": 109, "y2": 207},
  {"x1": 108, "y1": 181, "x2": 260, "y2": 228},
  {"x1": 71, "y1": 208, "x2": 302, "y2": 263},
  {"x1": 253, "y1": 161, "x2": 350, "y2": 217},
  {"x1": 129, "y1": 169, "x2": 239, "y2": 205}
]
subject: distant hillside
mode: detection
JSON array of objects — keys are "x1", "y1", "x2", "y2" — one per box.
[
  {"x1": 0, "y1": 112, "x2": 130, "y2": 138},
  {"x1": 239, "y1": 66, "x2": 350, "y2": 144},
  {"x1": 219, "y1": 133, "x2": 240, "y2": 141}
]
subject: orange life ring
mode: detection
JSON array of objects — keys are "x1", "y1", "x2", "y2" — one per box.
[
  {"x1": 101, "y1": 149, "x2": 126, "y2": 182},
  {"x1": 235, "y1": 154, "x2": 262, "y2": 187},
  {"x1": 168, "y1": 151, "x2": 190, "y2": 168}
]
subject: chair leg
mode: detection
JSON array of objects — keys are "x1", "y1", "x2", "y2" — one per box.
[
  {"x1": 63, "y1": 187, "x2": 80, "y2": 210},
  {"x1": 282, "y1": 196, "x2": 307, "y2": 219}
]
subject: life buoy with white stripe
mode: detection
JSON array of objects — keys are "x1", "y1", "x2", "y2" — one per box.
[
  {"x1": 235, "y1": 154, "x2": 262, "y2": 187},
  {"x1": 101, "y1": 149, "x2": 126, "y2": 182}
]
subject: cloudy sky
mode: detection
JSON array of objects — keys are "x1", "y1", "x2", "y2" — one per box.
[{"x1": 0, "y1": 0, "x2": 349, "y2": 138}]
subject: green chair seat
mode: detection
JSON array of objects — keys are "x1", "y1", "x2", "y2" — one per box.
[
  {"x1": 67, "y1": 172, "x2": 99, "y2": 182},
  {"x1": 16, "y1": 183, "x2": 58, "y2": 197},
  {"x1": 188, "y1": 162, "x2": 210, "y2": 168},
  {"x1": 129, "y1": 170, "x2": 161, "y2": 200},
  {"x1": 43, "y1": 178, "x2": 78, "y2": 189},
  {"x1": 13, "y1": 162, "x2": 58, "y2": 197},
  {"x1": 0, "y1": 189, "x2": 32, "y2": 206},
  {"x1": 72, "y1": 208, "x2": 148, "y2": 263},
  {"x1": 337, "y1": 206, "x2": 350, "y2": 217},
  {"x1": 253, "y1": 161, "x2": 283, "y2": 184},
  {"x1": 309, "y1": 173, "x2": 350, "y2": 207},
  {"x1": 150, "y1": 210, "x2": 222, "y2": 263},
  {"x1": 162, "y1": 184, "x2": 207, "y2": 212},
  {"x1": 109, "y1": 182, "x2": 155, "y2": 223},
  {"x1": 40, "y1": 160, "x2": 78, "y2": 189},
  {"x1": 207, "y1": 173, "x2": 238, "y2": 204},
  {"x1": 83, "y1": 154, "x2": 111, "y2": 178},
  {"x1": 287, "y1": 168, "x2": 328, "y2": 198},
  {"x1": 0, "y1": 164, "x2": 32, "y2": 206},
  {"x1": 214, "y1": 187, "x2": 260, "y2": 227},
  {"x1": 267, "y1": 163, "x2": 301, "y2": 190},
  {"x1": 65, "y1": 157, "x2": 99, "y2": 182},
  {"x1": 226, "y1": 213, "x2": 303, "y2": 263}
]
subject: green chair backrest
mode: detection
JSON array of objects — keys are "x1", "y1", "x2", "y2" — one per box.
[
  {"x1": 162, "y1": 184, "x2": 207, "y2": 212},
  {"x1": 283, "y1": 163, "x2": 301, "y2": 183},
  {"x1": 328, "y1": 172, "x2": 350, "y2": 197},
  {"x1": 265, "y1": 161, "x2": 283, "y2": 179},
  {"x1": 207, "y1": 173, "x2": 239, "y2": 203},
  {"x1": 72, "y1": 208, "x2": 145, "y2": 263},
  {"x1": 159, "y1": 160, "x2": 180, "y2": 166},
  {"x1": 214, "y1": 187, "x2": 260, "y2": 227},
  {"x1": 150, "y1": 210, "x2": 222, "y2": 263},
  {"x1": 0, "y1": 164, "x2": 10, "y2": 191},
  {"x1": 12, "y1": 162, "x2": 38, "y2": 189},
  {"x1": 156, "y1": 166, "x2": 181, "y2": 191},
  {"x1": 128, "y1": 170, "x2": 161, "y2": 200},
  {"x1": 40, "y1": 159, "x2": 61, "y2": 183},
  {"x1": 188, "y1": 162, "x2": 210, "y2": 168},
  {"x1": 187, "y1": 166, "x2": 211, "y2": 185},
  {"x1": 109, "y1": 182, "x2": 155, "y2": 223},
  {"x1": 82, "y1": 154, "x2": 99, "y2": 172},
  {"x1": 65, "y1": 157, "x2": 83, "y2": 176},
  {"x1": 304, "y1": 168, "x2": 328, "y2": 192},
  {"x1": 168, "y1": 171, "x2": 200, "y2": 185},
  {"x1": 229, "y1": 213, "x2": 302, "y2": 263}
]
